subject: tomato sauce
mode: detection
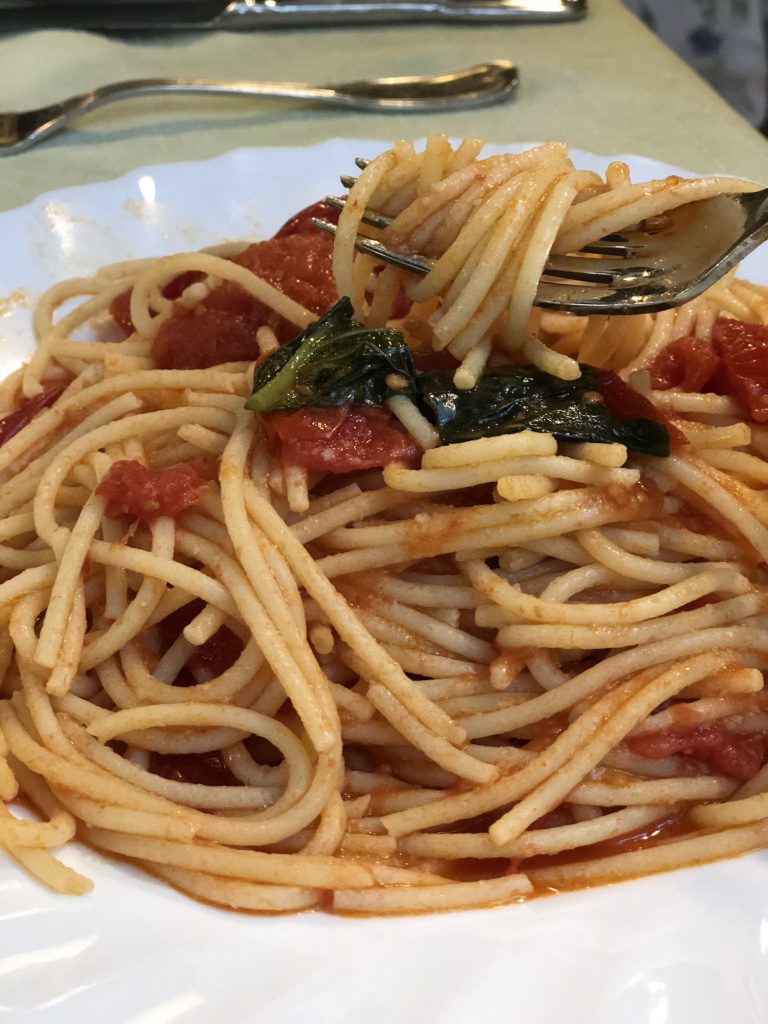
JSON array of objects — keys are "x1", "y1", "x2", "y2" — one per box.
[
  {"x1": 626, "y1": 721, "x2": 766, "y2": 781},
  {"x1": 149, "y1": 750, "x2": 241, "y2": 786},
  {"x1": 187, "y1": 627, "x2": 244, "y2": 682},
  {"x1": 96, "y1": 458, "x2": 209, "y2": 521},
  {"x1": 521, "y1": 812, "x2": 689, "y2": 889}
]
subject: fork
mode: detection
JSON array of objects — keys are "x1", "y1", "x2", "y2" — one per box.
[
  {"x1": 0, "y1": 61, "x2": 518, "y2": 156},
  {"x1": 315, "y1": 166, "x2": 768, "y2": 315}
]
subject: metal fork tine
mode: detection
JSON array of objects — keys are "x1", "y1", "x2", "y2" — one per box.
[
  {"x1": 580, "y1": 233, "x2": 636, "y2": 256},
  {"x1": 316, "y1": 214, "x2": 625, "y2": 286},
  {"x1": 347, "y1": 161, "x2": 639, "y2": 258},
  {"x1": 318, "y1": 169, "x2": 768, "y2": 315},
  {"x1": 313, "y1": 218, "x2": 433, "y2": 275},
  {"x1": 580, "y1": 241, "x2": 634, "y2": 256},
  {"x1": 332, "y1": 180, "x2": 636, "y2": 259},
  {"x1": 544, "y1": 254, "x2": 661, "y2": 285},
  {"x1": 317, "y1": 203, "x2": 639, "y2": 286},
  {"x1": 325, "y1": 195, "x2": 392, "y2": 230}
]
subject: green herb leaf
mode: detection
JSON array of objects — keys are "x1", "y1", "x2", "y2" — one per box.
[
  {"x1": 246, "y1": 297, "x2": 418, "y2": 413},
  {"x1": 245, "y1": 297, "x2": 669, "y2": 458},
  {"x1": 419, "y1": 365, "x2": 670, "y2": 456}
]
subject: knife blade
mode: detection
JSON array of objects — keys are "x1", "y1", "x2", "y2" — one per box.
[{"x1": 0, "y1": 0, "x2": 587, "y2": 30}]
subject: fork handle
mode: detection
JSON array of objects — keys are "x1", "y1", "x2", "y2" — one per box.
[
  {"x1": 32, "y1": 78, "x2": 342, "y2": 149},
  {"x1": 11, "y1": 62, "x2": 519, "y2": 152},
  {"x1": 24, "y1": 79, "x2": 339, "y2": 152}
]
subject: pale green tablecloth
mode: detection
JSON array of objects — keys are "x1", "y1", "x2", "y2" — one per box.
[{"x1": 0, "y1": 0, "x2": 766, "y2": 212}]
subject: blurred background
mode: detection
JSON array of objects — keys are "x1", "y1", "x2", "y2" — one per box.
[{"x1": 623, "y1": 0, "x2": 768, "y2": 130}]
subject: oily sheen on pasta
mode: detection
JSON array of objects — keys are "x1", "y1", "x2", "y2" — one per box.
[{"x1": 2, "y1": 137, "x2": 768, "y2": 916}]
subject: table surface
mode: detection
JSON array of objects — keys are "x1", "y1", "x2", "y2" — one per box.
[{"x1": 0, "y1": 0, "x2": 766, "y2": 212}]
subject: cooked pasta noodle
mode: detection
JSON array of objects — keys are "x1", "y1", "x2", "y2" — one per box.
[{"x1": 1, "y1": 137, "x2": 768, "y2": 915}]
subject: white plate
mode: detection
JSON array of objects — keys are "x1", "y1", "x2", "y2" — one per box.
[{"x1": 2, "y1": 141, "x2": 767, "y2": 1024}]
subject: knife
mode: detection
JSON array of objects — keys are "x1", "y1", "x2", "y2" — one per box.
[{"x1": 0, "y1": 0, "x2": 587, "y2": 30}]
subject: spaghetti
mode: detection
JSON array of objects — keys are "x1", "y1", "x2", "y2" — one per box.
[{"x1": 1, "y1": 137, "x2": 768, "y2": 915}]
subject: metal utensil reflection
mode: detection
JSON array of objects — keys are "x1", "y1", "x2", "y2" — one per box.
[{"x1": 0, "y1": 61, "x2": 519, "y2": 156}]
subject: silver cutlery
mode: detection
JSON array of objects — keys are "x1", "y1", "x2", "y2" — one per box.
[
  {"x1": 0, "y1": 0, "x2": 587, "y2": 31},
  {"x1": 0, "y1": 61, "x2": 518, "y2": 156},
  {"x1": 316, "y1": 173, "x2": 768, "y2": 314}
]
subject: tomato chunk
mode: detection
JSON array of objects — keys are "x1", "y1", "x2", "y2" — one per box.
[
  {"x1": 712, "y1": 317, "x2": 768, "y2": 422},
  {"x1": 111, "y1": 270, "x2": 206, "y2": 335},
  {"x1": 627, "y1": 721, "x2": 766, "y2": 781},
  {"x1": 649, "y1": 335, "x2": 722, "y2": 392},
  {"x1": 149, "y1": 307, "x2": 263, "y2": 371},
  {"x1": 224, "y1": 231, "x2": 336, "y2": 330},
  {"x1": 647, "y1": 319, "x2": 768, "y2": 423},
  {"x1": 596, "y1": 370, "x2": 687, "y2": 447},
  {"x1": 0, "y1": 386, "x2": 65, "y2": 447},
  {"x1": 151, "y1": 232, "x2": 337, "y2": 369},
  {"x1": 111, "y1": 199, "x2": 339, "y2": 367},
  {"x1": 267, "y1": 406, "x2": 421, "y2": 473},
  {"x1": 272, "y1": 199, "x2": 340, "y2": 238},
  {"x1": 96, "y1": 459, "x2": 208, "y2": 521},
  {"x1": 110, "y1": 289, "x2": 134, "y2": 335},
  {"x1": 411, "y1": 349, "x2": 461, "y2": 372}
]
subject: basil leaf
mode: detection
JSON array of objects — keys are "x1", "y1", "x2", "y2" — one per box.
[
  {"x1": 245, "y1": 297, "x2": 669, "y2": 458},
  {"x1": 419, "y1": 365, "x2": 670, "y2": 456},
  {"x1": 246, "y1": 297, "x2": 418, "y2": 412}
]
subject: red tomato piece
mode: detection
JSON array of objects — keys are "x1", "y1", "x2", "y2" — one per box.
[
  {"x1": 150, "y1": 307, "x2": 265, "y2": 371},
  {"x1": 597, "y1": 369, "x2": 665, "y2": 421},
  {"x1": 0, "y1": 385, "x2": 66, "y2": 448},
  {"x1": 112, "y1": 199, "x2": 338, "y2": 360},
  {"x1": 712, "y1": 317, "x2": 768, "y2": 422},
  {"x1": 597, "y1": 369, "x2": 688, "y2": 447},
  {"x1": 390, "y1": 288, "x2": 414, "y2": 320},
  {"x1": 110, "y1": 270, "x2": 206, "y2": 335},
  {"x1": 410, "y1": 349, "x2": 461, "y2": 372},
  {"x1": 110, "y1": 289, "x2": 134, "y2": 334},
  {"x1": 151, "y1": 232, "x2": 337, "y2": 369},
  {"x1": 649, "y1": 335, "x2": 722, "y2": 392},
  {"x1": 272, "y1": 199, "x2": 340, "y2": 238},
  {"x1": 626, "y1": 721, "x2": 766, "y2": 781},
  {"x1": 96, "y1": 459, "x2": 209, "y2": 521},
  {"x1": 227, "y1": 232, "x2": 336, "y2": 328},
  {"x1": 267, "y1": 406, "x2": 421, "y2": 473}
]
